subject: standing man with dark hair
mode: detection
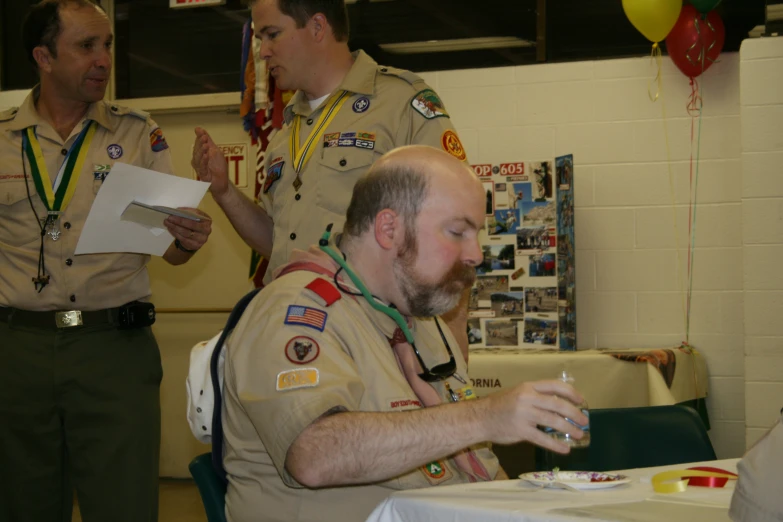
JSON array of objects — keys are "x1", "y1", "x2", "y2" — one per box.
[
  {"x1": 0, "y1": 1, "x2": 212, "y2": 521},
  {"x1": 192, "y1": 0, "x2": 473, "y2": 359}
]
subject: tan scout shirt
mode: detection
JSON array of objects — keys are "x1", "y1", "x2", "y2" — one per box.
[
  {"x1": 223, "y1": 270, "x2": 498, "y2": 522},
  {"x1": 0, "y1": 89, "x2": 175, "y2": 310},
  {"x1": 258, "y1": 50, "x2": 468, "y2": 284}
]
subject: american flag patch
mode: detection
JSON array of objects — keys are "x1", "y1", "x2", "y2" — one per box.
[{"x1": 284, "y1": 305, "x2": 328, "y2": 332}]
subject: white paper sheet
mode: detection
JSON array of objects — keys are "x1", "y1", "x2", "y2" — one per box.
[{"x1": 74, "y1": 162, "x2": 210, "y2": 256}]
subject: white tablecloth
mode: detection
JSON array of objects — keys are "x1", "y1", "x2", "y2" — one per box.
[{"x1": 366, "y1": 459, "x2": 738, "y2": 522}]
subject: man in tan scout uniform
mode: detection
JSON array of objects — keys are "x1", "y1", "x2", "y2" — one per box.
[
  {"x1": 222, "y1": 146, "x2": 587, "y2": 522},
  {"x1": 192, "y1": 0, "x2": 473, "y2": 357},
  {"x1": 0, "y1": 2, "x2": 211, "y2": 521}
]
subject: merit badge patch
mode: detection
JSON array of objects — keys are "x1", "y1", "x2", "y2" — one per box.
[
  {"x1": 411, "y1": 89, "x2": 449, "y2": 119},
  {"x1": 441, "y1": 130, "x2": 467, "y2": 161},
  {"x1": 323, "y1": 132, "x2": 340, "y2": 148},
  {"x1": 149, "y1": 127, "x2": 169, "y2": 152},
  {"x1": 276, "y1": 368, "x2": 319, "y2": 391},
  {"x1": 352, "y1": 97, "x2": 370, "y2": 113},
  {"x1": 284, "y1": 305, "x2": 327, "y2": 331},
  {"x1": 284, "y1": 336, "x2": 320, "y2": 365},
  {"x1": 107, "y1": 144, "x2": 123, "y2": 160},
  {"x1": 263, "y1": 160, "x2": 285, "y2": 194}
]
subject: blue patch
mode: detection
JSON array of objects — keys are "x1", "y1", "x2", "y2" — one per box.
[
  {"x1": 352, "y1": 97, "x2": 370, "y2": 113},
  {"x1": 107, "y1": 144, "x2": 123, "y2": 159},
  {"x1": 284, "y1": 305, "x2": 328, "y2": 332},
  {"x1": 263, "y1": 161, "x2": 284, "y2": 194}
]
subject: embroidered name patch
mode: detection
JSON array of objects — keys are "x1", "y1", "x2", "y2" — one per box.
[
  {"x1": 411, "y1": 89, "x2": 449, "y2": 119},
  {"x1": 284, "y1": 305, "x2": 327, "y2": 331},
  {"x1": 150, "y1": 127, "x2": 169, "y2": 152},
  {"x1": 263, "y1": 160, "x2": 285, "y2": 194},
  {"x1": 441, "y1": 130, "x2": 467, "y2": 161},
  {"x1": 285, "y1": 336, "x2": 320, "y2": 365},
  {"x1": 276, "y1": 368, "x2": 319, "y2": 391}
]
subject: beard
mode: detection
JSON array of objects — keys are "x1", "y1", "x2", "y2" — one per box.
[{"x1": 392, "y1": 232, "x2": 476, "y2": 317}]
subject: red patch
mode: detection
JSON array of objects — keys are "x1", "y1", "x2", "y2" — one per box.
[
  {"x1": 305, "y1": 278, "x2": 341, "y2": 306},
  {"x1": 441, "y1": 130, "x2": 466, "y2": 161},
  {"x1": 285, "y1": 336, "x2": 320, "y2": 365}
]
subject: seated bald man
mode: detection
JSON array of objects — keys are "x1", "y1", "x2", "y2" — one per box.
[{"x1": 221, "y1": 145, "x2": 588, "y2": 522}]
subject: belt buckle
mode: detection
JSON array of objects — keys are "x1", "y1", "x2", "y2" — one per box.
[{"x1": 55, "y1": 310, "x2": 83, "y2": 328}]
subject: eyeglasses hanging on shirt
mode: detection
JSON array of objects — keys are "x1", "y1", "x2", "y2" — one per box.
[{"x1": 20, "y1": 120, "x2": 97, "y2": 292}]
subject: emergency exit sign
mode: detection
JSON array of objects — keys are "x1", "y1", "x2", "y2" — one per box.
[
  {"x1": 219, "y1": 143, "x2": 249, "y2": 188},
  {"x1": 170, "y1": 0, "x2": 226, "y2": 8}
]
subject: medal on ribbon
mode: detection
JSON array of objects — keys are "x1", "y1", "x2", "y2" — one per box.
[{"x1": 22, "y1": 120, "x2": 97, "y2": 241}]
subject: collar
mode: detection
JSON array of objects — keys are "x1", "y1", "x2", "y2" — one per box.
[
  {"x1": 8, "y1": 85, "x2": 116, "y2": 134},
  {"x1": 284, "y1": 50, "x2": 378, "y2": 123}
]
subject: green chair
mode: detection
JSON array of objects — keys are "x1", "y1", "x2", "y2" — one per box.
[
  {"x1": 188, "y1": 452, "x2": 227, "y2": 522},
  {"x1": 536, "y1": 404, "x2": 717, "y2": 472},
  {"x1": 493, "y1": 404, "x2": 717, "y2": 477}
]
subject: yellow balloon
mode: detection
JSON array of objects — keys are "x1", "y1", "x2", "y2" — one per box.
[{"x1": 622, "y1": 0, "x2": 682, "y2": 43}]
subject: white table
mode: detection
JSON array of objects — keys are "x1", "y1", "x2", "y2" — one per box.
[{"x1": 366, "y1": 459, "x2": 739, "y2": 522}]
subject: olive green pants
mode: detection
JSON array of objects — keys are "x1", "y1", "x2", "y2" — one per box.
[{"x1": 0, "y1": 319, "x2": 162, "y2": 522}]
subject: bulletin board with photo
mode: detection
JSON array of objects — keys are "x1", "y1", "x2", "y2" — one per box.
[{"x1": 467, "y1": 155, "x2": 576, "y2": 351}]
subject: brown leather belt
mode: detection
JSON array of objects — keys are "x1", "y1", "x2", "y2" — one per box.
[{"x1": 0, "y1": 307, "x2": 122, "y2": 330}]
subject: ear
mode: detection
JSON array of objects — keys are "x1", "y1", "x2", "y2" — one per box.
[
  {"x1": 32, "y1": 46, "x2": 53, "y2": 73},
  {"x1": 374, "y1": 209, "x2": 399, "y2": 251},
  {"x1": 310, "y1": 13, "x2": 328, "y2": 43}
]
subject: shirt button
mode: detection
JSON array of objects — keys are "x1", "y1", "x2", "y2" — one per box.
[
  {"x1": 70, "y1": 295, "x2": 76, "y2": 302},
  {"x1": 64, "y1": 222, "x2": 71, "y2": 229},
  {"x1": 339, "y1": 159, "x2": 347, "y2": 167},
  {"x1": 306, "y1": 118, "x2": 314, "y2": 125},
  {"x1": 290, "y1": 233, "x2": 296, "y2": 240},
  {"x1": 61, "y1": 149, "x2": 68, "y2": 156},
  {"x1": 380, "y1": 67, "x2": 388, "y2": 72},
  {"x1": 65, "y1": 258, "x2": 73, "y2": 266},
  {"x1": 295, "y1": 194, "x2": 301, "y2": 201}
]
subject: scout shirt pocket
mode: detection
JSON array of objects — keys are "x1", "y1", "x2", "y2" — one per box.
[
  {"x1": 0, "y1": 178, "x2": 41, "y2": 246},
  {"x1": 315, "y1": 145, "x2": 379, "y2": 217}
]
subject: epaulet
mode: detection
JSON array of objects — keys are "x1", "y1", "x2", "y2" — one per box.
[
  {"x1": 107, "y1": 103, "x2": 152, "y2": 124},
  {"x1": 304, "y1": 278, "x2": 342, "y2": 307},
  {"x1": 0, "y1": 107, "x2": 19, "y2": 123},
  {"x1": 377, "y1": 65, "x2": 424, "y2": 87}
]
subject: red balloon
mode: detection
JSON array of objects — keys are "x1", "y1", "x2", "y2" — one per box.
[{"x1": 665, "y1": 5, "x2": 725, "y2": 78}]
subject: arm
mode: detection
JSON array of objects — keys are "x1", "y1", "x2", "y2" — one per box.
[
  {"x1": 285, "y1": 380, "x2": 587, "y2": 488},
  {"x1": 191, "y1": 127, "x2": 274, "y2": 256}
]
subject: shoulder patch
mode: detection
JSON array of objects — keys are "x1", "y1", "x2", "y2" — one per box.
[
  {"x1": 276, "y1": 368, "x2": 319, "y2": 391},
  {"x1": 305, "y1": 278, "x2": 342, "y2": 307},
  {"x1": 377, "y1": 65, "x2": 423, "y2": 86},
  {"x1": 150, "y1": 127, "x2": 169, "y2": 152},
  {"x1": 411, "y1": 89, "x2": 449, "y2": 120},
  {"x1": 0, "y1": 107, "x2": 19, "y2": 123},
  {"x1": 441, "y1": 130, "x2": 467, "y2": 161},
  {"x1": 285, "y1": 305, "x2": 328, "y2": 332},
  {"x1": 285, "y1": 336, "x2": 320, "y2": 365}
]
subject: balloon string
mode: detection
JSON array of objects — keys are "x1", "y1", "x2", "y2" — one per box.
[
  {"x1": 648, "y1": 43, "x2": 662, "y2": 102},
  {"x1": 656, "y1": 44, "x2": 689, "y2": 332}
]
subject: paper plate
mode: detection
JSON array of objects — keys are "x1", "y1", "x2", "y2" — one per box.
[{"x1": 519, "y1": 471, "x2": 632, "y2": 490}]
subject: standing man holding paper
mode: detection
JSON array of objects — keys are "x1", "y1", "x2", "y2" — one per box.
[
  {"x1": 0, "y1": 1, "x2": 212, "y2": 522},
  {"x1": 192, "y1": 0, "x2": 473, "y2": 360}
]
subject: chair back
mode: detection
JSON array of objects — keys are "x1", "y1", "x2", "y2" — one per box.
[{"x1": 189, "y1": 452, "x2": 228, "y2": 522}]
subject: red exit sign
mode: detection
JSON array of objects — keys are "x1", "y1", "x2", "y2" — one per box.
[{"x1": 170, "y1": 0, "x2": 226, "y2": 9}]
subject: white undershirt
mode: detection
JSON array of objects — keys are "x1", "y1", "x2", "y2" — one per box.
[{"x1": 308, "y1": 92, "x2": 331, "y2": 111}]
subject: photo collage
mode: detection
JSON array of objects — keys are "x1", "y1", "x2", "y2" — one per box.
[{"x1": 467, "y1": 155, "x2": 576, "y2": 351}]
